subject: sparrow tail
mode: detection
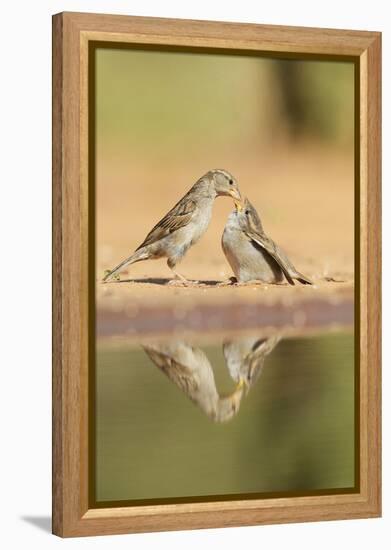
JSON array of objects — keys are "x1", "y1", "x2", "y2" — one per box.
[
  {"x1": 293, "y1": 272, "x2": 313, "y2": 285},
  {"x1": 102, "y1": 249, "x2": 148, "y2": 282}
]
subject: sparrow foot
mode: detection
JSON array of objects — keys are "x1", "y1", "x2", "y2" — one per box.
[
  {"x1": 217, "y1": 277, "x2": 237, "y2": 286},
  {"x1": 167, "y1": 279, "x2": 201, "y2": 287},
  {"x1": 234, "y1": 279, "x2": 265, "y2": 287}
]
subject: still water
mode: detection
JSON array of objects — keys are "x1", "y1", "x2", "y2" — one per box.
[{"x1": 95, "y1": 330, "x2": 355, "y2": 503}]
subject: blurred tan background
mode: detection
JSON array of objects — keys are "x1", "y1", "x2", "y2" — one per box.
[{"x1": 96, "y1": 48, "x2": 355, "y2": 300}]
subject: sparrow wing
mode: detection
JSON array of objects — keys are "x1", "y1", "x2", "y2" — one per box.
[
  {"x1": 136, "y1": 198, "x2": 197, "y2": 249},
  {"x1": 143, "y1": 346, "x2": 199, "y2": 395},
  {"x1": 244, "y1": 336, "x2": 281, "y2": 385},
  {"x1": 245, "y1": 229, "x2": 296, "y2": 285}
]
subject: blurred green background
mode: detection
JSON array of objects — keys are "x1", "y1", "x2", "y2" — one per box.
[
  {"x1": 96, "y1": 331, "x2": 355, "y2": 502},
  {"x1": 96, "y1": 49, "x2": 354, "y2": 153}
]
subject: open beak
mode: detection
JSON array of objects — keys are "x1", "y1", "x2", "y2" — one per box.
[
  {"x1": 234, "y1": 200, "x2": 243, "y2": 212},
  {"x1": 225, "y1": 377, "x2": 245, "y2": 398},
  {"x1": 237, "y1": 378, "x2": 245, "y2": 390}
]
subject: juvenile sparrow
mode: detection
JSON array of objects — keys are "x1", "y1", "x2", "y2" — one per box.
[
  {"x1": 103, "y1": 169, "x2": 241, "y2": 283},
  {"x1": 223, "y1": 335, "x2": 281, "y2": 391},
  {"x1": 143, "y1": 341, "x2": 244, "y2": 423},
  {"x1": 222, "y1": 198, "x2": 312, "y2": 285}
]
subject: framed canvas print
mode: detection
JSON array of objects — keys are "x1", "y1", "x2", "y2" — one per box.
[{"x1": 52, "y1": 12, "x2": 381, "y2": 537}]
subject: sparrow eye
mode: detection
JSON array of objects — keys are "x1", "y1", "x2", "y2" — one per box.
[
  {"x1": 229, "y1": 179, "x2": 233, "y2": 185},
  {"x1": 245, "y1": 209, "x2": 250, "y2": 215}
]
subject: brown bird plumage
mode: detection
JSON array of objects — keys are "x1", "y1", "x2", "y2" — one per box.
[
  {"x1": 143, "y1": 341, "x2": 244, "y2": 422},
  {"x1": 222, "y1": 197, "x2": 312, "y2": 285},
  {"x1": 103, "y1": 169, "x2": 241, "y2": 283}
]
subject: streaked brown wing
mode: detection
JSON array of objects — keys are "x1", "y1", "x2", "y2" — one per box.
[
  {"x1": 136, "y1": 199, "x2": 197, "y2": 250},
  {"x1": 143, "y1": 347, "x2": 199, "y2": 394},
  {"x1": 245, "y1": 230, "x2": 295, "y2": 285},
  {"x1": 244, "y1": 336, "x2": 281, "y2": 385}
]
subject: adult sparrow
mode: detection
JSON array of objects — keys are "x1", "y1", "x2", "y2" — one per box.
[
  {"x1": 103, "y1": 169, "x2": 241, "y2": 283},
  {"x1": 143, "y1": 341, "x2": 244, "y2": 423}
]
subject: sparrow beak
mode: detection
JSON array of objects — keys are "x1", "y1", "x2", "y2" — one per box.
[
  {"x1": 225, "y1": 378, "x2": 245, "y2": 399},
  {"x1": 237, "y1": 378, "x2": 245, "y2": 390},
  {"x1": 229, "y1": 188, "x2": 242, "y2": 201},
  {"x1": 234, "y1": 200, "x2": 243, "y2": 212}
]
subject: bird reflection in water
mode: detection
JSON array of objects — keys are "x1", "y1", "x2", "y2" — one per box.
[
  {"x1": 143, "y1": 335, "x2": 281, "y2": 423},
  {"x1": 223, "y1": 335, "x2": 281, "y2": 392}
]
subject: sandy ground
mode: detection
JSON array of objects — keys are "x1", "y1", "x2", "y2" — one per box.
[{"x1": 96, "y1": 143, "x2": 354, "y2": 326}]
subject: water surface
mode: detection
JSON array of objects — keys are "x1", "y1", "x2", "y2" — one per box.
[{"x1": 95, "y1": 330, "x2": 355, "y2": 503}]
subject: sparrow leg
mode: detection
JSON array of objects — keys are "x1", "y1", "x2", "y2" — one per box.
[
  {"x1": 168, "y1": 269, "x2": 204, "y2": 287},
  {"x1": 168, "y1": 268, "x2": 190, "y2": 286},
  {"x1": 167, "y1": 258, "x2": 201, "y2": 287}
]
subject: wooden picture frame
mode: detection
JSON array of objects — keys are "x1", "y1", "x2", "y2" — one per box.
[{"x1": 52, "y1": 11, "x2": 381, "y2": 537}]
